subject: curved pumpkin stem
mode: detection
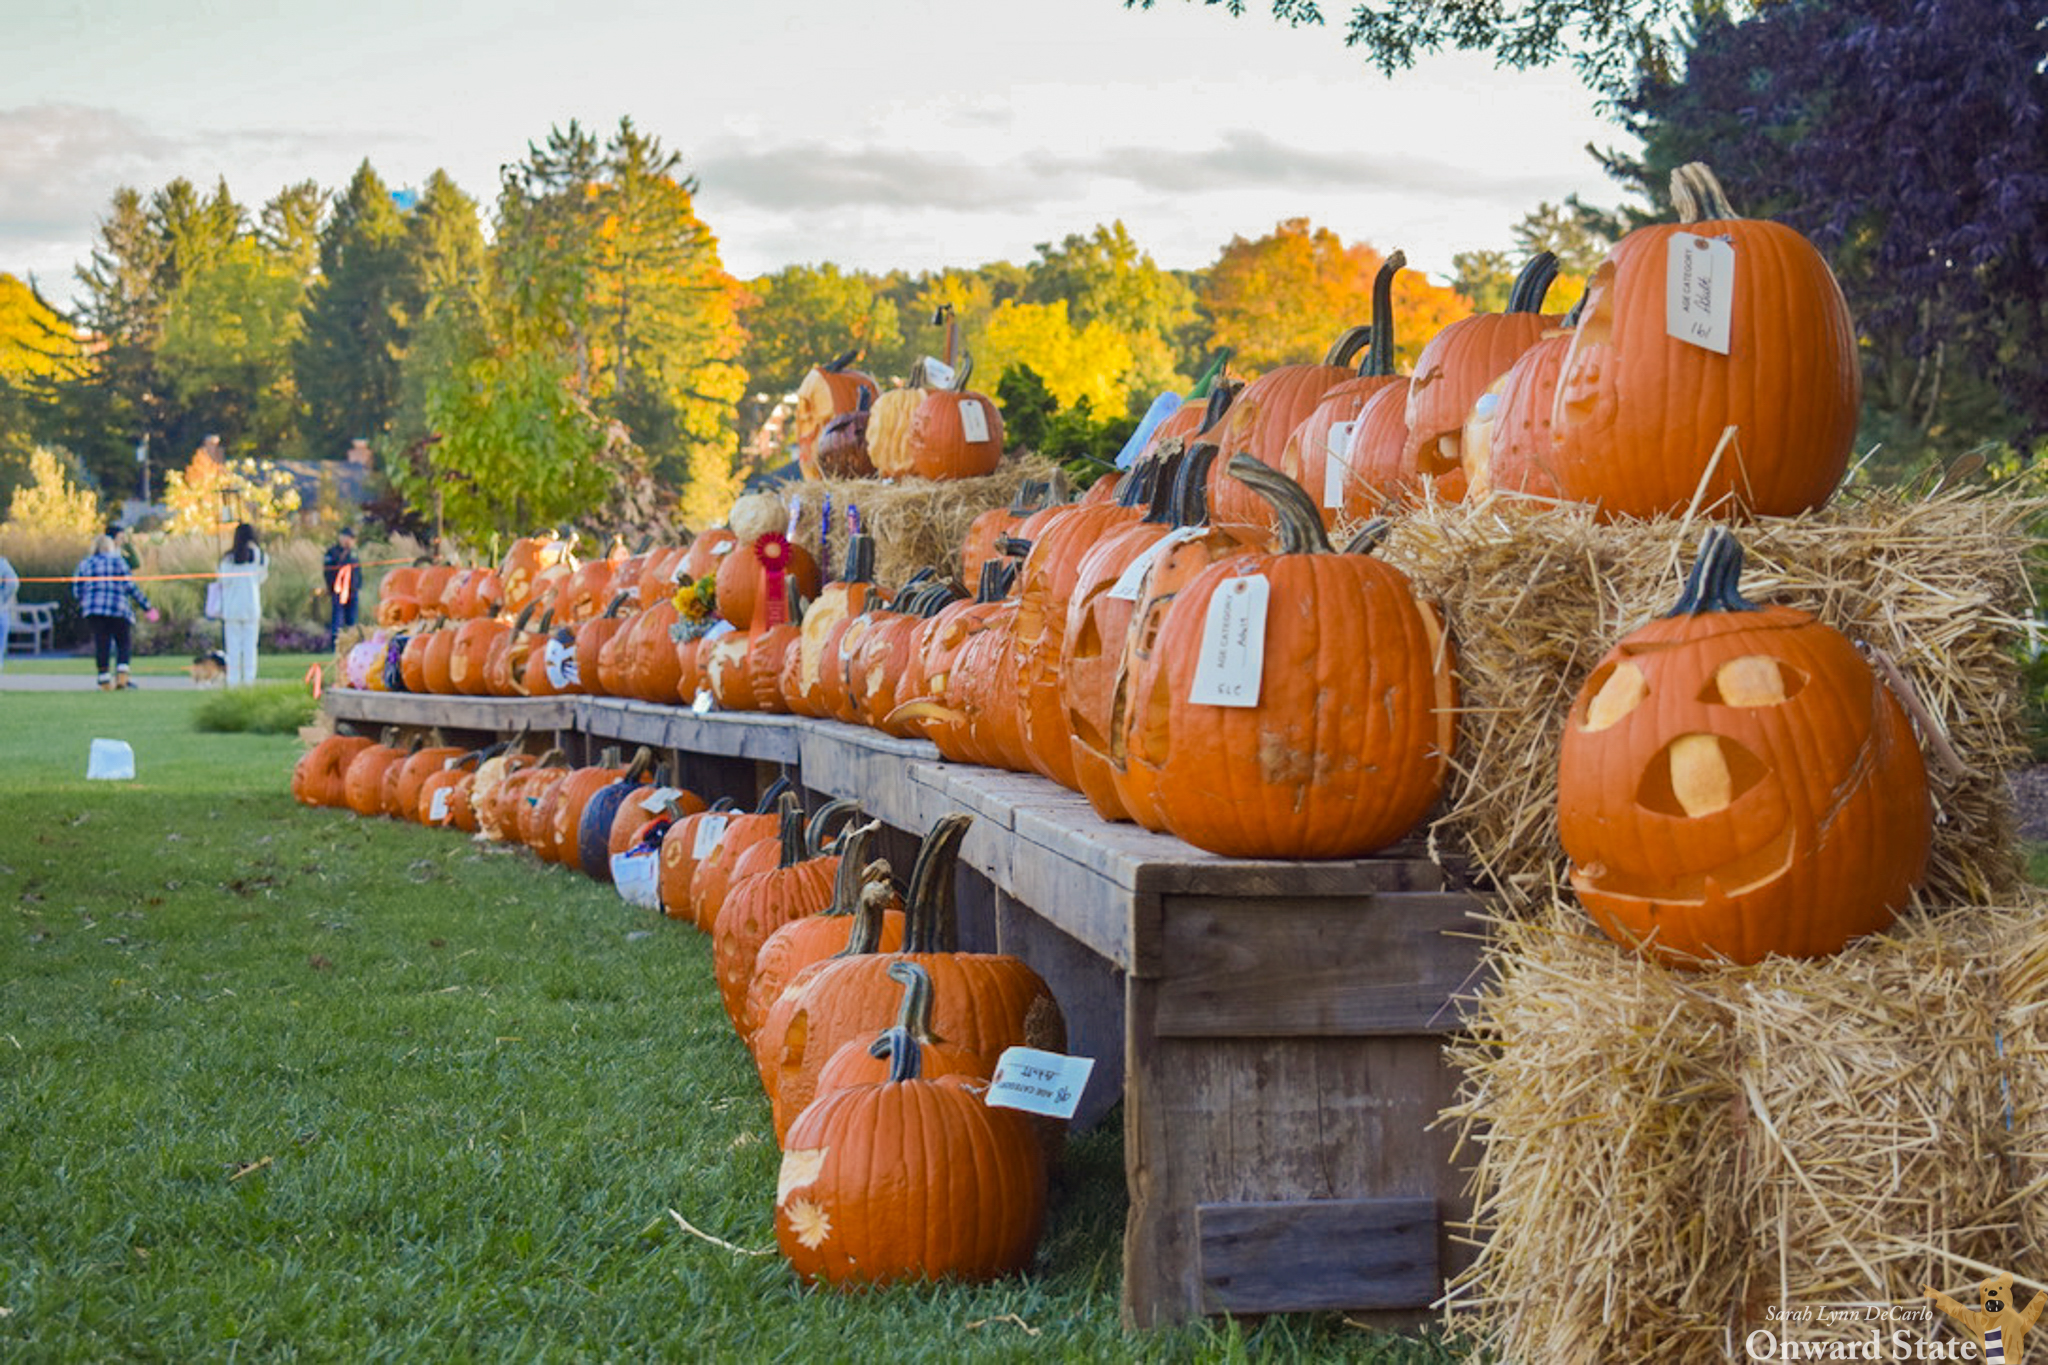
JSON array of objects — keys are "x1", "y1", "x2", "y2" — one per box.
[
  {"x1": 836, "y1": 868, "x2": 900, "y2": 957},
  {"x1": 1671, "y1": 162, "x2": 1739, "y2": 224},
  {"x1": 903, "y1": 812, "x2": 972, "y2": 955},
  {"x1": 1176, "y1": 443, "x2": 1220, "y2": 526},
  {"x1": 1361, "y1": 251, "x2": 1407, "y2": 378},
  {"x1": 841, "y1": 531, "x2": 876, "y2": 585},
  {"x1": 1321, "y1": 323, "x2": 1375, "y2": 368},
  {"x1": 1342, "y1": 518, "x2": 1394, "y2": 558},
  {"x1": 1507, "y1": 252, "x2": 1561, "y2": 315},
  {"x1": 823, "y1": 820, "x2": 880, "y2": 915},
  {"x1": 772, "y1": 790, "x2": 806, "y2": 868},
  {"x1": 1142, "y1": 445, "x2": 1186, "y2": 525},
  {"x1": 872, "y1": 961, "x2": 945, "y2": 1053},
  {"x1": 824, "y1": 347, "x2": 858, "y2": 373},
  {"x1": 951, "y1": 353, "x2": 974, "y2": 393},
  {"x1": 873, "y1": 1025, "x2": 923, "y2": 1084},
  {"x1": 622, "y1": 745, "x2": 655, "y2": 783},
  {"x1": 1665, "y1": 527, "x2": 1763, "y2": 617},
  {"x1": 708, "y1": 795, "x2": 739, "y2": 813},
  {"x1": 1196, "y1": 380, "x2": 1238, "y2": 437},
  {"x1": 753, "y1": 773, "x2": 794, "y2": 814},
  {"x1": 1226, "y1": 454, "x2": 1334, "y2": 556},
  {"x1": 804, "y1": 797, "x2": 860, "y2": 856}
]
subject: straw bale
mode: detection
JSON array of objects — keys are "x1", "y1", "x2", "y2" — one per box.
[
  {"x1": 778, "y1": 454, "x2": 1068, "y2": 595},
  {"x1": 1357, "y1": 484, "x2": 2044, "y2": 913},
  {"x1": 1445, "y1": 893, "x2": 2048, "y2": 1364}
]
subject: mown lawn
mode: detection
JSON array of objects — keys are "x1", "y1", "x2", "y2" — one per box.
[{"x1": 0, "y1": 683, "x2": 1465, "y2": 1362}]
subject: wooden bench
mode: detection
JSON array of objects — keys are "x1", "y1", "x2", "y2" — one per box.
[
  {"x1": 323, "y1": 688, "x2": 1487, "y2": 1327},
  {"x1": 7, "y1": 602, "x2": 56, "y2": 655}
]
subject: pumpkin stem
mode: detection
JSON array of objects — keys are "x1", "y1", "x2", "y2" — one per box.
[
  {"x1": 773, "y1": 790, "x2": 806, "y2": 867},
  {"x1": 1188, "y1": 347, "x2": 1233, "y2": 399},
  {"x1": 1142, "y1": 445, "x2": 1186, "y2": 525},
  {"x1": 1665, "y1": 527, "x2": 1763, "y2": 617},
  {"x1": 709, "y1": 795, "x2": 739, "y2": 813},
  {"x1": 1196, "y1": 380, "x2": 1238, "y2": 437},
  {"x1": 841, "y1": 531, "x2": 875, "y2": 585},
  {"x1": 1671, "y1": 162, "x2": 1738, "y2": 224},
  {"x1": 824, "y1": 347, "x2": 857, "y2": 373},
  {"x1": 619, "y1": 745, "x2": 652, "y2": 782},
  {"x1": 1176, "y1": 443, "x2": 1220, "y2": 526},
  {"x1": 836, "y1": 868, "x2": 899, "y2": 956},
  {"x1": 951, "y1": 353, "x2": 974, "y2": 392},
  {"x1": 805, "y1": 797, "x2": 860, "y2": 856},
  {"x1": 823, "y1": 820, "x2": 880, "y2": 915},
  {"x1": 879, "y1": 961, "x2": 944, "y2": 1047},
  {"x1": 903, "y1": 812, "x2": 972, "y2": 955},
  {"x1": 873, "y1": 1026, "x2": 923, "y2": 1084},
  {"x1": 1342, "y1": 518, "x2": 1393, "y2": 558},
  {"x1": 1226, "y1": 454, "x2": 1333, "y2": 556},
  {"x1": 1507, "y1": 252, "x2": 1561, "y2": 315},
  {"x1": 976, "y1": 558, "x2": 1018, "y2": 603},
  {"x1": 1321, "y1": 323, "x2": 1375, "y2": 368},
  {"x1": 753, "y1": 773, "x2": 793, "y2": 814},
  {"x1": 1362, "y1": 251, "x2": 1407, "y2": 378}
]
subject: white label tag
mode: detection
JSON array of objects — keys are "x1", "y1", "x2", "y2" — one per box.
[
  {"x1": 1187, "y1": 573, "x2": 1269, "y2": 708},
  {"x1": 1106, "y1": 526, "x2": 1204, "y2": 603},
  {"x1": 921, "y1": 356, "x2": 955, "y2": 391},
  {"x1": 958, "y1": 397, "x2": 990, "y2": 444},
  {"x1": 985, "y1": 1046, "x2": 1095, "y2": 1120},
  {"x1": 428, "y1": 786, "x2": 452, "y2": 823},
  {"x1": 691, "y1": 688, "x2": 714, "y2": 716},
  {"x1": 640, "y1": 785, "x2": 682, "y2": 813},
  {"x1": 1666, "y1": 235, "x2": 1735, "y2": 354},
  {"x1": 690, "y1": 814, "x2": 729, "y2": 859},
  {"x1": 710, "y1": 540, "x2": 735, "y2": 557},
  {"x1": 610, "y1": 850, "x2": 661, "y2": 909},
  {"x1": 544, "y1": 636, "x2": 579, "y2": 690},
  {"x1": 1323, "y1": 420, "x2": 1356, "y2": 509}
]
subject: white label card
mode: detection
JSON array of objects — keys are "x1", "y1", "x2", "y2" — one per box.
[
  {"x1": 1666, "y1": 235, "x2": 1735, "y2": 355},
  {"x1": 1106, "y1": 527, "x2": 1205, "y2": 603},
  {"x1": 1187, "y1": 573, "x2": 1269, "y2": 708},
  {"x1": 543, "y1": 637, "x2": 579, "y2": 690},
  {"x1": 958, "y1": 397, "x2": 990, "y2": 444},
  {"x1": 1323, "y1": 420, "x2": 1356, "y2": 510},
  {"x1": 610, "y1": 851, "x2": 661, "y2": 910},
  {"x1": 428, "y1": 787, "x2": 452, "y2": 823},
  {"x1": 921, "y1": 356, "x2": 955, "y2": 391},
  {"x1": 691, "y1": 688, "x2": 715, "y2": 716},
  {"x1": 690, "y1": 814, "x2": 729, "y2": 859},
  {"x1": 640, "y1": 786, "x2": 682, "y2": 813},
  {"x1": 985, "y1": 1046, "x2": 1095, "y2": 1120}
]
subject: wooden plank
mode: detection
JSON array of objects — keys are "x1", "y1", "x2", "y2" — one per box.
[
  {"x1": 324, "y1": 688, "x2": 578, "y2": 733},
  {"x1": 1196, "y1": 1198, "x2": 1437, "y2": 1314},
  {"x1": 580, "y1": 697, "x2": 802, "y2": 762},
  {"x1": 995, "y1": 889, "x2": 1125, "y2": 1130},
  {"x1": 796, "y1": 724, "x2": 940, "y2": 832},
  {"x1": 1153, "y1": 894, "x2": 1488, "y2": 1038}
]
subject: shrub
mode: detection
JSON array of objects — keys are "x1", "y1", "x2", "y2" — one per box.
[{"x1": 191, "y1": 682, "x2": 317, "y2": 735}]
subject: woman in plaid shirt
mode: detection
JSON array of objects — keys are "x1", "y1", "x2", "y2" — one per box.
[{"x1": 73, "y1": 534, "x2": 158, "y2": 690}]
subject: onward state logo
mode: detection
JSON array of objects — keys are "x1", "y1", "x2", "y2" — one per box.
[{"x1": 1744, "y1": 1273, "x2": 2045, "y2": 1361}]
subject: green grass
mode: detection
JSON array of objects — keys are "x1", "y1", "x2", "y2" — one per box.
[
  {"x1": 191, "y1": 683, "x2": 319, "y2": 735},
  {"x1": 2, "y1": 651, "x2": 327, "y2": 684},
  {"x1": 0, "y1": 687, "x2": 1467, "y2": 1362}
]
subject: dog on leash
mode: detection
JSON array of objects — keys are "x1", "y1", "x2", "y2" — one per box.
[{"x1": 188, "y1": 649, "x2": 229, "y2": 686}]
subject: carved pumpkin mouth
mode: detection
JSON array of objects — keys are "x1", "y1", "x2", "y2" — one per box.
[{"x1": 1571, "y1": 825, "x2": 1795, "y2": 906}]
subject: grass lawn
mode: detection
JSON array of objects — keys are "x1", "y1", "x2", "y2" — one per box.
[{"x1": 0, "y1": 683, "x2": 1466, "y2": 1362}]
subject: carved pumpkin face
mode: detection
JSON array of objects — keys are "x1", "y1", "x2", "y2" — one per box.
[{"x1": 1558, "y1": 529, "x2": 1931, "y2": 966}]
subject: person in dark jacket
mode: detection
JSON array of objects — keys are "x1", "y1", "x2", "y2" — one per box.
[
  {"x1": 73, "y1": 535, "x2": 157, "y2": 690},
  {"x1": 322, "y1": 526, "x2": 359, "y2": 647}
]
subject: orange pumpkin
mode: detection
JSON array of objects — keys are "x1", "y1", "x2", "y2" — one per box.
[
  {"x1": 1279, "y1": 254, "x2": 1411, "y2": 530},
  {"x1": 1558, "y1": 527, "x2": 1930, "y2": 966},
  {"x1": 711, "y1": 794, "x2": 842, "y2": 1031},
  {"x1": 794, "y1": 350, "x2": 880, "y2": 479},
  {"x1": 1204, "y1": 324, "x2": 1373, "y2": 545},
  {"x1": 1463, "y1": 329, "x2": 1572, "y2": 502},
  {"x1": 901, "y1": 356, "x2": 1005, "y2": 481}
]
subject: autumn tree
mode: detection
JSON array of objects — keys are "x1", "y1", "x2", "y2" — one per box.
[
  {"x1": 737, "y1": 263, "x2": 904, "y2": 440},
  {"x1": 1199, "y1": 218, "x2": 1471, "y2": 375},
  {"x1": 1024, "y1": 221, "x2": 1201, "y2": 406},
  {"x1": 981, "y1": 299, "x2": 1136, "y2": 415},
  {"x1": 1451, "y1": 199, "x2": 1609, "y2": 312},
  {"x1": 0, "y1": 274, "x2": 85, "y2": 510},
  {"x1": 4, "y1": 446, "x2": 101, "y2": 535}
]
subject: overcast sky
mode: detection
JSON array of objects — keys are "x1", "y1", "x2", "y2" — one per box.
[{"x1": 3, "y1": 0, "x2": 1632, "y2": 311}]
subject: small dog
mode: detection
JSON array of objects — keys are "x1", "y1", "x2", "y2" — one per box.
[{"x1": 188, "y1": 650, "x2": 229, "y2": 686}]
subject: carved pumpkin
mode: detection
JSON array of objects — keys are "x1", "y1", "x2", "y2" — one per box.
[
  {"x1": 1279, "y1": 253, "x2": 1411, "y2": 531},
  {"x1": 293, "y1": 733, "x2": 373, "y2": 808},
  {"x1": 1125, "y1": 457, "x2": 1456, "y2": 858},
  {"x1": 1558, "y1": 528, "x2": 1931, "y2": 966},
  {"x1": 1205, "y1": 324, "x2": 1374, "y2": 545},
  {"x1": 811, "y1": 387, "x2": 876, "y2": 481},
  {"x1": 1462, "y1": 329, "x2": 1571, "y2": 502},
  {"x1": 794, "y1": 350, "x2": 880, "y2": 479},
  {"x1": 712, "y1": 794, "x2": 842, "y2": 1031},
  {"x1": 1548, "y1": 163, "x2": 1860, "y2": 519}
]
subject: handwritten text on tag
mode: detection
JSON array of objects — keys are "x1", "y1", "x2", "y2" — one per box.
[
  {"x1": 958, "y1": 397, "x2": 990, "y2": 444},
  {"x1": 691, "y1": 814, "x2": 729, "y2": 859},
  {"x1": 1667, "y1": 235, "x2": 1735, "y2": 355},
  {"x1": 1187, "y1": 573, "x2": 1269, "y2": 708},
  {"x1": 985, "y1": 1046, "x2": 1095, "y2": 1120},
  {"x1": 1323, "y1": 420, "x2": 1356, "y2": 509}
]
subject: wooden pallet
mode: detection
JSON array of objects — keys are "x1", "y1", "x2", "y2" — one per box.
[{"x1": 322, "y1": 689, "x2": 1488, "y2": 1326}]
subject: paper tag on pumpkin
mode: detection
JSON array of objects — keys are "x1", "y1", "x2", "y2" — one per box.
[
  {"x1": 985, "y1": 1046, "x2": 1095, "y2": 1120},
  {"x1": 1666, "y1": 235, "x2": 1735, "y2": 354},
  {"x1": 691, "y1": 688, "x2": 715, "y2": 716},
  {"x1": 1187, "y1": 572, "x2": 1269, "y2": 708},
  {"x1": 958, "y1": 397, "x2": 990, "y2": 444},
  {"x1": 428, "y1": 786, "x2": 452, "y2": 824},
  {"x1": 610, "y1": 850, "x2": 661, "y2": 910},
  {"x1": 543, "y1": 636, "x2": 579, "y2": 690},
  {"x1": 1106, "y1": 526, "x2": 1205, "y2": 603},
  {"x1": 690, "y1": 814, "x2": 730, "y2": 859},
  {"x1": 640, "y1": 786, "x2": 683, "y2": 814},
  {"x1": 1323, "y1": 420, "x2": 1357, "y2": 509},
  {"x1": 710, "y1": 539, "x2": 735, "y2": 556},
  {"x1": 921, "y1": 356, "x2": 955, "y2": 391}
]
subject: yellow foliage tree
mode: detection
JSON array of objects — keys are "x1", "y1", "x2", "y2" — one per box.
[
  {"x1": 159, "y1": 446, "x2": 303, "y2": 535},
  {"x1": 1200, "y1": 219, "x2": 1475, "y2": 376},
  {"x1": 5, "y1": 447, "x2": 101, "y2": 535},
  {"x1": 980, "y1": 300, "x2": 1135, "y2": 415}
]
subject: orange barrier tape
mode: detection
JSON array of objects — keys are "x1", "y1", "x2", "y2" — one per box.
[{"x1": 20, "y1": 556, "x2": 421, "y2": 584}]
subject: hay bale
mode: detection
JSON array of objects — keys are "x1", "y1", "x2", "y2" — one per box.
[
  {"x1": 780, "y1": 454, "x2": 1068, "y2": 595},
  {"x1": 1444, "y1": 894, "x2": 2048, "y2": 1363},
  {"x1": 1361, "y1": 485, "x2": 2042, "y2": 912}
]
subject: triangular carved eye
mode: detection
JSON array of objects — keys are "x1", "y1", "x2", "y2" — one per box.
[
  {"x1": 1579, "y1": 661, "x2": 1647, "y2": 732},
  {"x1": 1699, "y1": 656, "x2": 1806, "y2": 706}
]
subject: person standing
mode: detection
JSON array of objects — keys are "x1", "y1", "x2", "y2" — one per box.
[
  {"x1": 106, "y1": 521, "x2": 141, "y2": 571},
  {"x1": 73, "y1": 535, "x2": 157, "y2": 690},
  {"x1": 216, "y1": 522, "x2": 268, "y2": 687},
  {"x1": 322, "y1": 526, "x2": 359, "y2": 648},
  {"x1": 0, "y1": 551, "x2": 17, "y2": 674}
]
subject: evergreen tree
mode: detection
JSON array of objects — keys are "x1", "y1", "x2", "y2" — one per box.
[{"x1": 295, "y1": 161, "x2": 409, "y2": 460}]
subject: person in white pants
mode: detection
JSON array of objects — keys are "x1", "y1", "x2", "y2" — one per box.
[{"x1": 216, "y1": 523, "x2": 269, "y2": 686}]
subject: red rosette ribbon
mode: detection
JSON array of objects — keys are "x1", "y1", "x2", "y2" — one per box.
[{"x1": 753, "y1": 532, "x2": 791, "y2": 628}]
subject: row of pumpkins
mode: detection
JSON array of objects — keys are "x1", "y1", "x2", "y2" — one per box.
[{"x1": 291, "y1": 735, "x2": 1067, "y2": 1286}]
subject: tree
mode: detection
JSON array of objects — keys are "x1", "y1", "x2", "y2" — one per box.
[
  {"x1": 981, "y1": 299, "x2": 1137, "y2": 415},
  {"x1": 1122, "y1": 0, "x2": 1731, "y2": 103},
  {"x1": 737, "y1": 262, "x2": 903, "y2": 440},
  {"x1": 1605, "y1": 0, "x2": 2048, "y2": 466},
  {"x1": 1451, "y1": 199, "x2": 1608, "y2": 312},
  {"x1": 389, "y1": 168, "x2": 488, "y2": 451},
  {"x1": 295, "y1": 162, "x2": 409, "y2": 460},
  {"x1": 156, "y1": 237, "x2": 307, "y2": 456},
  {"x1": 157, "y1": 444, "x2": 303, "y2": 535},
  {"x1": 1199, "y1": 218, "x2": 1472, "y2": 374},
  {"x1": 1025, "y1": 222, "x2": 1202, "y2": 406},
  {"x1": 4, "y1": 446, "x2": 101, "y2": 535}
]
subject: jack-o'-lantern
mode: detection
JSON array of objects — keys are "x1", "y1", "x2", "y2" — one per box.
[{"x1": 1558, "y1": 528, "x2": 1931, "y2": 966}]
